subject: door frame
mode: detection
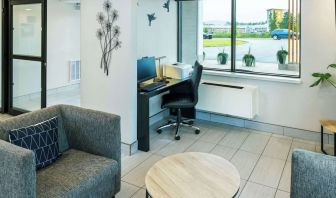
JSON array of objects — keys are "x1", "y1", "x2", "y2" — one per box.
[{"x1": 2, "y1": 0, "x2": 47, "y2": 115}]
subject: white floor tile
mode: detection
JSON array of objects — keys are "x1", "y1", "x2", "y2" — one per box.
[
  {"x1": 287, "y1": 139, "x2": 316, "y2": 162},
  {"x1": 131, "y1": 188, "x2": 147, "y2": 198},
  {"x1": 230, "y1": 150, "x2": 260, "y2": 180},
  {"x1": 239, "y1": 182, "x2": 276, "y2": 198},
  {"x1": 237, "y1": 179, "x2": 247, "y2": 197},
  {"x1": 218, "y1": 130, "x2": 249, "y2": 149},
  {"x1": 263, "y1": 136, "x2": 292, "y2": 160},
  {"x1": 185, "y1": 140, "x2": 217, "y2": 153},
  {"x1": 156, "y1": 138, "x2": 196, "y2": 156},
  {"x1": 121, "y1": 151, "x2": 152, "y2": 177},
  {"x1": 122, "y1": 154, "x2": 164, "y2": 187},
  {"x1": 275, "y1": 190, "x2": 290, "y2": 198},
  {"x1": 240, "y1": 133, "x2": 270, "y2": 154},
  {"x1": 249, "y1": 156, "x2": 286, "y2": 188},
  {"x1": 116, "y1": 182, "x2": 140, "y2": 198},
  {"x1": 210, "y1": 145, "x2": 238, "y2": 160},
  {"x1": 198, "y1": 129, "x2": 227, "y2": 144},
  {"x1": 278, "y1": 162, "x2": 291, "y2": 192},
  {"x1": 148, "y1": 135, "x2": 173, "y2": 154}
]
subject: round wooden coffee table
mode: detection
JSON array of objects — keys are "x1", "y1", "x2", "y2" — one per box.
[{"x1": 145, "y1": 152, "x2": 240, "y2": 198}]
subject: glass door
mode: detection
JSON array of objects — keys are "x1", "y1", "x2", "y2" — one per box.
[{"x1": 9, "y1": 0, "x2": 46, "y2": 114}]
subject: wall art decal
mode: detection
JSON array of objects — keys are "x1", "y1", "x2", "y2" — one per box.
[
  {"x1": 163, "y1": 0, "x2": 170, "y2": 12},
  {"x1": 147, "y1": 13, "x2": 156, "y2": 26},
  {"x1": 96, "y1": 0, "x2": 121, "y2": 76}
]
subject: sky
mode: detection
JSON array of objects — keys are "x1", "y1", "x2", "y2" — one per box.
[{"x1": 203, "y1": 0, "x2": 290, "y2": 23}]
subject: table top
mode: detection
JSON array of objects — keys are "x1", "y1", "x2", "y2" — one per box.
[
  {"x1": 321, "y1": 120, "x2": 336, "y2": 133},
  {"x1": 145, "y1": 152, "x2": 240, "y2": 198}
]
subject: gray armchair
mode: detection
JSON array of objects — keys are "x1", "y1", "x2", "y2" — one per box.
[
  {"x1": 291, "y1": 149, "x2": 336, "y2": 198},
  {"x1": 0, "y1": 105, "x2": 121, "y2": 198}
]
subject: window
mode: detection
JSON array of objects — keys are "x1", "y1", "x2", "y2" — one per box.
[{"x1": 178, "y1": 0, "x2": 301, "y2": 78}]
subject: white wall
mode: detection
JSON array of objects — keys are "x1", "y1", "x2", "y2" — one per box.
[
  {"x1": 81, "y1": 0, "x2": 137, "y2": 144},
  {"x1": 136, "y1": 0, "x2": 177, "y2": 63},
  {"x1": 203, "y1": 0, "x2": 336, "y2": 132},
  {"x1": 136, "y1": 0, "x2": 178, "y2": 118},
  {"x1": 47, "y1": 0, "x2": 80, "y2": 90}
]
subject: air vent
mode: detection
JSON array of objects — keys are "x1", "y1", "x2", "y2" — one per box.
[{"x1": 69, "y1": 60, "x2": 80, "y2": 83}]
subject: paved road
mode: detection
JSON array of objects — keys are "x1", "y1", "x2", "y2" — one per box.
[{"x1": 203, "y1": 38, "x2": 300, "y2": 64}]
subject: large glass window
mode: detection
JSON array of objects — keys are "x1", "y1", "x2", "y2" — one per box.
[{"x1": 179, "y1": 0, "x2": 301, "y2": 78}]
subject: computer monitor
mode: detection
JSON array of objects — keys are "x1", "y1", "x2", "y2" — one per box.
[{"x1": 137, "y1": 57, "x2": 157, "y2": 83}]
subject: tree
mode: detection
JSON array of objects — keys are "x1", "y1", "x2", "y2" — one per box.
[
  {"x1": 280, "y1": 11, "x2": 299, "y2": 32},
  {"x1": 280, "y1": 11, "x2": 289, "y2": 29},
  {"x1": 204, "y1": 27, "x2": 209, "y2": 33},
  {"x1": 269, "y1": 11, "x2": 277, "y2": 32}
]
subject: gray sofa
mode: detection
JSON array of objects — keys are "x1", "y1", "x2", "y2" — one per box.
[
  {"x1": 291, "y1": 149, "x2": 336, "y2": 198},
  {"x1": 0, "y1": 105, "x2": 121, "y2": 198}
]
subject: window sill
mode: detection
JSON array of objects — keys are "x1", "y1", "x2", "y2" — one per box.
[{"x1": 203, "y1": 70, "x2": 302, "y2": 84}]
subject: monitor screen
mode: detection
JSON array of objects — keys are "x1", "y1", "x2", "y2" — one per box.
[{"x1": 137, "y1": 57, "x2": 157, "y2": 83}]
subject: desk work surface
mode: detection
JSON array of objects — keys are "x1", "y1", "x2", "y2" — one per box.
[
  {"x1": 320, "y1": 120, "x2": 336, "y2": 133},
  {"x1": 138, "y1": 78, "x2": 190, "y2": 96}
]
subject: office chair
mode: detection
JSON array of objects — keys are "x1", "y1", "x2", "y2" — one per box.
[{"x1": 157, "y1": 61, "x2": 203, "y2": 140}]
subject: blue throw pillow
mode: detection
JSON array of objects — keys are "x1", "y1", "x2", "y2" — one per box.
[{"x1": 8, "y1": 117, "x2": 60, "y2": 169}]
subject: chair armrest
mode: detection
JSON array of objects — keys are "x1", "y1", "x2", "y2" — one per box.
[
  {"x1": 0, "y1": 139, "x2": 36, "y2": 197},
  {"x1": 291, "y1": 149, "x2": 336, "y2": 198},
  {"x1": 60, "y1": 105, "x2": 121, "y2": 191}
]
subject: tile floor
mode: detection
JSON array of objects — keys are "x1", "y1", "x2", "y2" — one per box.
[
  {"x1": 13, "y1": 85, "x2": 80, "y2": 111},
  {"x1": 118, "y1": 120, "x2": 332, "y2": 198}
]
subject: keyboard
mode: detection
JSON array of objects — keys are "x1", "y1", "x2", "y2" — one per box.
[{"x1": 141, "y1": 82, "x2": 166, "y2": 92}]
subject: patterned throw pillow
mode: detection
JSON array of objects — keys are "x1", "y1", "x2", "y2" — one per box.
[{"x1": 8, "y1": 117, "x2": 60, "y2": 169}]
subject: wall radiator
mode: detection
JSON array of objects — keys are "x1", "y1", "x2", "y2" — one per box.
[{"x1": 196, "y1": 81, "x2": 259, "y2": 119}]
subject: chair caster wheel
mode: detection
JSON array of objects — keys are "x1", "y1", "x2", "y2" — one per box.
[
  {"x1": 175, "y1": 135, "x2": 181, "y2": 140},
  {"x1": 195, "y1": 129, "x2": 200, "y2": 135},
  {"x1": 157, "y1": 129, "x2": 162, "y2": 134}
]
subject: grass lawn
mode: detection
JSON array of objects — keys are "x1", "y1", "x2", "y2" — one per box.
[{"x1": 203, "y1": 39, "x2": 247, "y2": 47}]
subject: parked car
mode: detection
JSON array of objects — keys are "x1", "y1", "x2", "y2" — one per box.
[
  {"x1": 271, "y1": 29, "x2": 298, "y2": 40},
  {"x1": 203, "y1": 33, "x2": 213, "y2": 39}
]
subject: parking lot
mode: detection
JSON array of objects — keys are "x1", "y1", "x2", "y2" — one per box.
[{"x1": 204, "y1": 38, "x2": 300, "y2": 63}]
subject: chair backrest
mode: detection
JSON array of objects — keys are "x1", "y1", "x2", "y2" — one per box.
[{"x1": 190, "y1": 61, "x2": 203, "y2": 105}]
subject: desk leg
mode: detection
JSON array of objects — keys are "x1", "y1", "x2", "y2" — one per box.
[
  {"x1": 321, "y1": 125, "x2": 327, "y2": 155},
  {"x1": 146, "y1": 190, "x2": 151, "y2": 198},
  {"x1": 334, "y1": 134, "x2": 336, "y2": 156},
  {"x1": 138, "y1": 95, "x2": 150, "y2": 152}
]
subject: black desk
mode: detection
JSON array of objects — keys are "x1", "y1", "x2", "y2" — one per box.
[{"x1": 137, "y1": 78, "x2": 194, "y2": 152}]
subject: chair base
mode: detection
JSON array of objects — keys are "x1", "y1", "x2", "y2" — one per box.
[{"x1": 157, "y1": 113, "x2": 200, "y2": 141}]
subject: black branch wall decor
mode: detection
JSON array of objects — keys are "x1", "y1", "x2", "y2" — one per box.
[
  {"x1": 147, "y1": 13, "x2": 156, "y2": 26},
  {"x1": 96, "y1": 0, "x2": 121, "y2": 76},
  {"x1": 163, "y1": 0, "x2": 170, "y2": 12}
]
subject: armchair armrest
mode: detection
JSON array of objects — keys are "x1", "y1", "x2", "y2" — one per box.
[
  {"x1": 0, "y1": 139, "x2": 36, "y2": 197},
  {"x1": 60, "y1": 105, "x2": 121, "y2": 191},
  {"x1": 291, "y1": 149, "x2": 336, "y2": 198}
]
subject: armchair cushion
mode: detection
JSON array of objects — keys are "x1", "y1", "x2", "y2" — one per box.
[
  {"x1": 291, "y1": 149, "x2": 336, "y2": 198},
  {"x1": 37, "y1": 149, "x2": 118, "y2": 198},
  {"x1": 9, "y1": 117, "x2": 60, "y2": 169}
]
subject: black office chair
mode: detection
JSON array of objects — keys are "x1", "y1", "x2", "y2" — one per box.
[{"x1": 157, "y1": 61, "x2": 203, "y2": 140}]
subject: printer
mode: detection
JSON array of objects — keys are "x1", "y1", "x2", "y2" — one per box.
[{"x1": 165, "y1": 63, "x2": 193, "y2": 80}]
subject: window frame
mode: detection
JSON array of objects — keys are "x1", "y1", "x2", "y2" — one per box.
[{"x1": 177, "y1": 0, "x2": 302, "y2": 79}]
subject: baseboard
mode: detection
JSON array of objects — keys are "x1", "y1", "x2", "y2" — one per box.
[
  {"x1": 196, "y1": 110, "x2": 333, "y2": 145},
  {"x1": 121, "y1": 141, "x2": 138, "y2": 156}
]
